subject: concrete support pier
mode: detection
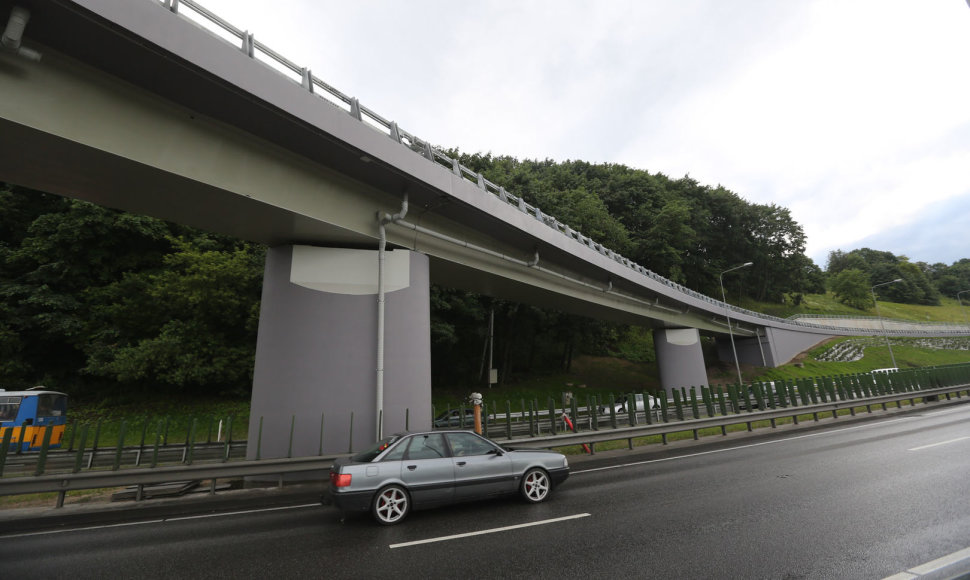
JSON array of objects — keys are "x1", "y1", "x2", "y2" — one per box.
[
  {"x1": 247, "y1": 245, "x2": 431, "y2": 459},
  {"x1": 653, "y1": 328, "x2": 709, "y2": 396}
]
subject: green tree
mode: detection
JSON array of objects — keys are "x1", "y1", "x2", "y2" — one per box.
[{"x1": 831, "y1": 269, "x2": 872, "y2": 309}]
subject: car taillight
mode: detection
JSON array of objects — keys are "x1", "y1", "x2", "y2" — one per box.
[{"x1": 330, "y1": 472, "x2": 352, "y2": 487}]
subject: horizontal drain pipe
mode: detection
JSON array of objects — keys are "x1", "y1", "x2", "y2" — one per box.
[{"x1": 388, "y1": 217, "x2": 683, "y2": 315}]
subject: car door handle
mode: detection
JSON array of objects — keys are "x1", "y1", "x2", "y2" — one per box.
[
  {"x1": 457, "y1": 461, "x2": 467, "y2": 466},
  {"x1": 407, "y1": 465, "x2": 417, "y2": 471}
]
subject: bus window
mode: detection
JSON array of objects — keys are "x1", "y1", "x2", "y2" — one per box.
[
  {"x1": 0, "y1": 396, "x2": 22, "y2": 422},
  {"x1": 37, "y1": 394, "x2": 66, "y2": 418}
]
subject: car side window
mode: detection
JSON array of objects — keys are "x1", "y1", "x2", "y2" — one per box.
[
  {"x1": 406, "y1": 434, "x2": 447, "y2": 460},
  {"x1": 381, "y1": 440, "x2": 407, "y2": 461},
  {"x1": 445, "y1": 432, "x2": 496, "y2": 457}
]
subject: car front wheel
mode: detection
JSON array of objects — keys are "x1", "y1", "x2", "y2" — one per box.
[
  {"x1": 520, "y1": 468, "x2": 551, "y2": 503},
  {"x1": 372, "y1": 485, "x2": 410, "y2": 525}
]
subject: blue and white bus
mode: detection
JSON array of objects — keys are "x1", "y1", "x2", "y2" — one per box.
[{"x1": 0, "y1": 387, "x2": 68, "y2": 451}]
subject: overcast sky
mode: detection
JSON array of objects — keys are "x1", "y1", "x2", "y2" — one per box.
[{"x1": 193, "y1": 0, "x2": 970, "y2": 268}]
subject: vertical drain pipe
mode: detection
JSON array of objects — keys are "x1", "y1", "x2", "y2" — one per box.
[{"x1": 376, "y1": 194, "x2": 408, "y2": 440}]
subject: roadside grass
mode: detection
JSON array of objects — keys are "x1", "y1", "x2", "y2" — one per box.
[
  {"x1": 65, "y1": 398, "x2": 250, "y2": 450},
  {"x1": 0, "y1": 487, "x2": 119, "y2": 508}
]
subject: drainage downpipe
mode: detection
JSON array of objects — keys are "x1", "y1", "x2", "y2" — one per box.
[
  {"x1": 376, "y1": 194, "x2": 408, "y2": 440},
  {"x1": 2, "y1": 6, "x2": 43, "y2": 62}
]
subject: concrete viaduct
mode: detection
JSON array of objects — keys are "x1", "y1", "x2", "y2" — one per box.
[{"x1": 2, "y1": 0, "x2": 968, "y2": 456}]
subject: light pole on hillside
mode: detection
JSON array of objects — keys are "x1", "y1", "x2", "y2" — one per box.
[
  {"x1": 958, "y1": 290, "x2": 970, "y2": 328},
  {"x1": 871, "y1": 278, "x2": 903, "y2": 369},
  {"x1": 720, "y1": 262, "x2": 753, "y2": 388}
]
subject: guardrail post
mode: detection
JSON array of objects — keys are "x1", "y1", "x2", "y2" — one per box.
[
  {"x1": 113, "y1": 419, "x2": 128, "y2": 470},
  {"x1": 643, "y1": 391, "x2": 654, "y2": 425},
  {"x1": 548, "y1": 398, "x2": 557, "y2": 435},
  {"x1": 319, "y1": 412, "x2": 325, "y2": 457},
  {"x1": 186, "y1": 418, "x2": 198, "y2": 465},
  {"x1": 483, "y1": 403, "x2": 489, "y2": 437},
  {"x1": 0, "y1": 427, "x2": 12, "y2": 476},
  {"x1": 689, "y1": 387, "x2": 700, "y2": 419},
  {"x1": 151, "y1": 420, "x2": 162, "y2": 468},
  {"x1": 88, "y1": 420, "x2": 102, "y2": 469},
  {"x1": 528, "y1": 400, "x2": 536, "y2": 437},
  {"x1": 506, "y1": 400, "x2": 512, "y2": 439},
  {"x1": 256, "y1": 416, "x2": 264, "y2": 460},
  {"x1": 608, "y1": 393, "x2": 618, "y2": 429},
  {"x1": 136, "y1": 416, "x2": 149, "y2": 466},
  {"x1": 589, "y1": 395, "x2": 598, "y2": 431},
  {"x1": 223, "y1": 415, "x2": 234, "y2": 462},
  {"x1": 627, "y1": 393, "x2": 636, "y2": 426},
  {"x1": 659, "y1": 393, "x2": 669, "y2": 423},
  {"x1": 72, "y1": 424, "x2": 88, "y2": 473}
]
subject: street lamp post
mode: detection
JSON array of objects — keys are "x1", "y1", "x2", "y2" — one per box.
[
  {"x1": 958, "y1": 290, "x2": 970, "y2": 328},
  {"x1": 720, "y1": 262, "x2": 753, "y2": 388},
  {"x1": 871, "y1": 278, "x2": 903, "y2": 369}
]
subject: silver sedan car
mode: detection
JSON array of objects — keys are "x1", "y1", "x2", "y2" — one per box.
[{"x1": 321, "y1": 430, "x2": 570, "y2": 525}]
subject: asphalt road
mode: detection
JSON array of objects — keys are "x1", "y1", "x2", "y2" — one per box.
[{"x1": 2, "y1": 403, "x2": 969, "y2": 579}]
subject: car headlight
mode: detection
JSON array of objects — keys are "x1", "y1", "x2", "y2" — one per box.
[{"x1": 563, "y1": 457, "x2": 569, "y2": 468}]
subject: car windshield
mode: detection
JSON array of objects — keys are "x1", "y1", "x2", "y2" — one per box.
[{"x1": 351, "y1": 436, "x2": 401, "y2": 462}]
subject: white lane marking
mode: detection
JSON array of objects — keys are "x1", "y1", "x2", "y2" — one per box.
[
  {"x1": 572, "y1": 415, "x2": 921, "y2": 475},
  {"x1": 167, "y1": 503, "x2": 319, "y2": 521},
  {"x1": 882, "y1": 545, "x2": 970, "y2": 579},
  {"x1": 0, "y1": 503, "x2": 320, "y2": 538},
  {"x1": 907, "y1": 436, "x2": 970, "y2": 451},
  {"x1": 388, "y1": 513, "x2": 591, "y2": 549},
  {"x1": 2, "y1": 518, "x2": 165, "y2": 538}
]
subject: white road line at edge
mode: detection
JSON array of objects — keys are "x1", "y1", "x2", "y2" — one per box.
[
  {"x1": 907, "y1": 436, "x2": 970, "y2": 451},
  {"x1": 388, "y1": 513, "x2": 591, "y2": 549},
  {"x1": 571, "y1": 414, "x2": 924, "y2": 475},
  {"x1": 1, "y1": 503, "x2": 319, "y2": 539},
  {"x1": 881, "y1": 546, "x2": 970, "y2": 580}
]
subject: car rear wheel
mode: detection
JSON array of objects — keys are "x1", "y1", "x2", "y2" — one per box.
[
  {"x1": 372, "y1": 484, "x2": 410, "y2": 525},
  {"x1": 520, "y1": 468, "x2": 551, "y2": 503}
]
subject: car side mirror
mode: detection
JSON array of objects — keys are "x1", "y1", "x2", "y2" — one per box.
[{"x1": 488, "y1": 448, "x2": 504, "y2": 456}]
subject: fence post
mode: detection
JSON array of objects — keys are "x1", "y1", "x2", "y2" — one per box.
[
  {"x1": 113, "y1": 419, "x2": 128, "y2": 470},
  {"x1": 33, "y1": 425, "x2": 54, "y2": 476},
  {"x1": 319, "y1": 412, "x2": 325, "y2": 457},
  {"x1": 186, "y1": 418, "x2": 197, "y2": 465},
  {"x1": 506, "y1": 400, "x2": 512, "y2": 440},
  {"x1": 256, "y1": 416, "x2": 264, "y2": 460},
  {"x1": 0, "y1": 427, "x2": 12, "y2": 476},
  {"x1": 672, "y1": 389, "x2": 684, "y2": 421},
  {"x1": 223, "y1": 415, "x2": 233, "y2": 462}
]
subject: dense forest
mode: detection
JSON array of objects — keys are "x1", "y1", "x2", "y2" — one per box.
[{"x1": 2, "y1": 157, "x2": 968, "y2": 400}]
